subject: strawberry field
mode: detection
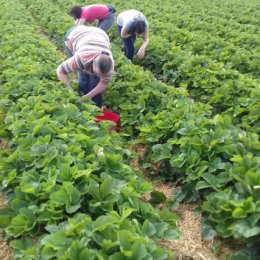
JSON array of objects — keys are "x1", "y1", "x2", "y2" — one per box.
[{"x1": 0, "y1": 0, "x2": 259, "y2": 259}]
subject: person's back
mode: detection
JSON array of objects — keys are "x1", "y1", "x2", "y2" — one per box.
[
  {"x1": 117, "y1": 9, "x2": 148, "y2": 28},
  {"x1": 69, "y1": 4, "x2": 116, "y2": 32},
  {"x1": 66, "y1": 25, "x2": 112, "y2": 56},
  {"x1": 81, "y1": 5, "x2": 109, "y2": 22}
]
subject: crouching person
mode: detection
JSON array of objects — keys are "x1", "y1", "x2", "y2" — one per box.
[
  {"x1": 117, "y1": 9, "x2": 149, "y2": 61},
  {"x1": 68, "y1": 4, "x2": 116, "y2": 32},
  {"x1": 57, "y1": 25, "x2": 114, "y2": 107}
]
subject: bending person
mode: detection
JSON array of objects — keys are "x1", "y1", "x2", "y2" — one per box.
[
  {"x1": 57, "y1": 25, "x2": 114, "y2": 107},
  {"x1": 69, "y1": 4, "x2": 116, "y2": 32},
  {"x1": 117, "y1": 9, "x2": 149, "y2": 61}
]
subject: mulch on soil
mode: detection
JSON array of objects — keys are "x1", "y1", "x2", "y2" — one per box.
[{"x1": 131, "y1": 144, "x2": 218, "y2": 260}]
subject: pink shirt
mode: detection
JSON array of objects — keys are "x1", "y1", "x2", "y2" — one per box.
[{"x1": 81, "y1": 5, "x2": 109, "y2": 22}]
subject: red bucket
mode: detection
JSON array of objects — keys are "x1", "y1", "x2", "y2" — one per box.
[{"x1": 95, "y1": 110, "x2": 120, "y2": 131}]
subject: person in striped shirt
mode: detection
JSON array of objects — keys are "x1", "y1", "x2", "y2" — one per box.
[
  {"x1": 69, "y1": 4, "x2": 116, "y2": 32},
  {"x1": 57, "y1": 25, "x2": 114, "y2": 107}
]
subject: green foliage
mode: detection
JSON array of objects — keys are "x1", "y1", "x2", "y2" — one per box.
[
  {"x1": 0, "y1": 1, "x2": 179, "y2": 259},
  {"x1": 1, "y1": 0, "x2": 259, "y2": 259}
]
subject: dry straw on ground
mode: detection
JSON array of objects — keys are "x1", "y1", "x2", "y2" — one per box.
[
  {"x1": 131, "y1": 144, "x2": 218, "y2": 260},
  {"x1": 153, "y1": 183, "x2": 217, "y2": 260}
]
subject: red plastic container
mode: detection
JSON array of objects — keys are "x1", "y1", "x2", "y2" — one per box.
[{"x1": 95, "y1": 110, "x2": 120, "y2": 132}]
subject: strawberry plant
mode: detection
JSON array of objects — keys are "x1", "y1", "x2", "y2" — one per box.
[
  {"x1": 2, "y1": 0, "x2": 260, "y2": 259},
  {"x1": 0, "y1": 1, "x2": 180, "y2": 259}
]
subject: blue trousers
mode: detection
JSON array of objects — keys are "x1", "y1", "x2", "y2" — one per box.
[
  {"x1": 78, "y1": 72, "x2": 102, "y2": 107},
  {"x1": 96, "y1": 12, "x2": 115, "y2": 32},
  {"x1": 64, "y1": 27, "x2": 102, "y2": 107},
  {"x1": 117, "y1": 25, "x2": 136, "y2": 61}
]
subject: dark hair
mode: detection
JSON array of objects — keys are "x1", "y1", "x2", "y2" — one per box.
[
  {"x1": 128, "y1": 20, "x2": 146, "y2": 35},
  {"x1": 96, "y1": 54, "x2": 113, "y2": 74},
  {"x1": 69, "y1": 6, "x2": 82, "y2": 19}
]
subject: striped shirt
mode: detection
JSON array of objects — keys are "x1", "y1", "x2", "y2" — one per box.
[{"x1": 57, "y1": 26, "x2": 113, "y2": 83}]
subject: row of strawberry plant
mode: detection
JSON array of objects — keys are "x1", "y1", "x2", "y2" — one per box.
[
  {"x1": 107, "y1": 61, "x2": 260, "y2": 259},
  {"x1": 32, "y1": 0, "x2": 260, "y2": 131},
  {"x1": 112, "y1": 0, "x2": 260, "y2": 131},
  {"x1": 0, "y1": 1, "x2": 180, "y2": 259},
  {"x1": 70, "y1": 0, "x2": 259, "y2": 132},
  {"x1": 16, "y1": 0, "x2": 260, "y2": 258}
]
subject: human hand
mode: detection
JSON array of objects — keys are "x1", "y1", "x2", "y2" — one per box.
[
  {"x1": 67, "y1": 85, "x2": 74, "y2": 93},
  {"x1": 81, "y1": 94, "x2": 90, "y2": 101},
  {"x1": 137, "y1": 47, "x2": 145, "y2": 59}
]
